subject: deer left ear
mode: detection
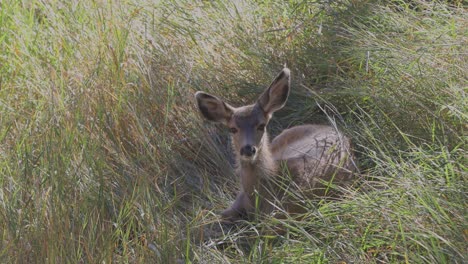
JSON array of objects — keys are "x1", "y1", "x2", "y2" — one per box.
[{"x1": 257, "y1": 68, "x2": 290, "y2": 116}]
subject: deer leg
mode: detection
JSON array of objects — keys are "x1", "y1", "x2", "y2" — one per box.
[{"x1": 220, "y1": 191, "x2": 249, "y2": 223}]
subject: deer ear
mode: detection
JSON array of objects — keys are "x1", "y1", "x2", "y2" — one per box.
[
  {"x1": 195, "y1": 91, "x2": 233, "y2": 124},
  {"x1": 257, "y1": 68, "x2": 290, "y2": 115}
]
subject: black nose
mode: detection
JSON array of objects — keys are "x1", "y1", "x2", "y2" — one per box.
[{"x1": 240, "y1": 145, "x2": 256, "y2": 157}]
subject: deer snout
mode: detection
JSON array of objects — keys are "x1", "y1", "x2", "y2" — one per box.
[{"x1": 240, "y1": 145, "x2": 256, "y2": 157}]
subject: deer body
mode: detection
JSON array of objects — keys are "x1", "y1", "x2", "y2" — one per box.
[{"x1": 195, "y1": 68, "x2": 355, "y2": 222}]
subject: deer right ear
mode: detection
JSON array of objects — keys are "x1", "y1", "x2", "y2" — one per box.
[{"x1": 195, "y1": 91, "x2": 233, "y2": 124}]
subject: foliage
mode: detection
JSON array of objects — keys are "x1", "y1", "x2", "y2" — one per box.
[{"x1": 0, "y1": 0, "x2": 466, "y2": 263}]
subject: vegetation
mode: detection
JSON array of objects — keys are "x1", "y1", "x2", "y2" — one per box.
[{"x1": 0, "y1": 0, "x2": 466, "y2": 263}]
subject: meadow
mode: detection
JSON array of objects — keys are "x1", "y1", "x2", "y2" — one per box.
[{"x1": 0, "y1": 0, "x2": 466, "y2": 263}]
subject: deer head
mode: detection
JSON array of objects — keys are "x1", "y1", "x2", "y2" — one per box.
[{"x1": 195, "y1": 68, "x2": 290, "y2": 162}]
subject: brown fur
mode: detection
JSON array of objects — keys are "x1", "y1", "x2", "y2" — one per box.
[{"x1": 195, "y1": 68, "x2": 356, "y2": 223}]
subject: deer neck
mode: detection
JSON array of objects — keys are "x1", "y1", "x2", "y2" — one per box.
[{"x1": 238, "y1": 133, "x2": 277, "y2": 197}]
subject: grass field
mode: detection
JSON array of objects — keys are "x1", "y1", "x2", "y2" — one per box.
[{"x1": 0, "y1": 0, "x2": 466, "y2": 263}]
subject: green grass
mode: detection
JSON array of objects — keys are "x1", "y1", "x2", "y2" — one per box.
[{"x1": 0, "y1": 0, "x2": 466, "y2": 263}]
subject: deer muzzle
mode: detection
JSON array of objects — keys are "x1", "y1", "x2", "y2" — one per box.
[{"x1": 240, "y1": 145, "x2": 256, "y2": 157}]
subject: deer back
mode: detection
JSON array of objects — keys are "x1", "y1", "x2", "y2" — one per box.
[{"x1": 271, "y1": 124, "x2": 355, "y2": 197}]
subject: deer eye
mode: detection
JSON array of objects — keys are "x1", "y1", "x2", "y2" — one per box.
[
  {"x1": 257, "y1": 124, "x2": 266, "y2": 131},
  {"x1": 229, "y1": 127, "x2": 238, "y2": 134}
]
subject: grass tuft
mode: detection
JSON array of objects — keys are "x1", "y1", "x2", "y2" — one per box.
[{"x1": 0, "y1": 0, "x2": 466, "y2": 263}]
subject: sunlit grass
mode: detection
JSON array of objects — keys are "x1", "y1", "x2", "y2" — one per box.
[{"x1": 0, "y1": 0, "x2": 466, "y2": 263}]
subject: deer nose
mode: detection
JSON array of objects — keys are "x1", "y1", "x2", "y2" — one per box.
[{"x1": 240, "y1": 145, "x2": 256, "y2": 157}]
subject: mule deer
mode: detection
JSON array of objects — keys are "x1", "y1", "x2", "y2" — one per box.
[{"x1": 195, "y1": 68, "x2": 355, "y2": 223}]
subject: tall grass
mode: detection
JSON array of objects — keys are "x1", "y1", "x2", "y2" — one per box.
[{"x1": 0, "y1": 0, "x2": 466, "y2": 263}]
